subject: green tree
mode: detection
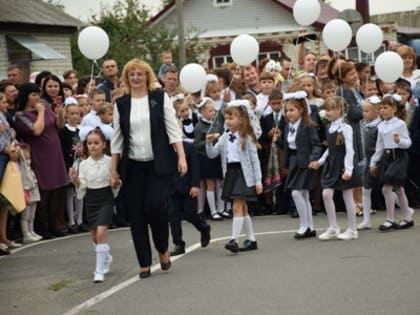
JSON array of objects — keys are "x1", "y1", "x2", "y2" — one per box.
[{"x1": 71, "y1": 0, "x2": 207, "y2": 75}]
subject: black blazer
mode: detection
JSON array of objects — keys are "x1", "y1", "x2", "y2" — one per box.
[
  {"x1": 284, "y1": 122, "x2": 322, "y2": 168},
  {"x1": 115, "y1": 90, "x2": 177, "y2": 183},
  {"x1": 172, "y1": 141, "x2": 200, "y2": 196},
  {"x1": 260, "y1": 112, "x2": 286, "y2": 147}
]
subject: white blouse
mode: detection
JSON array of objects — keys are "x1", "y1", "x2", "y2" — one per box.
[
  {"x1": 111, "y1": 93, "x2": 182, "y2": 161},
  {"x1": 76, "y1": 155, "x2": 116, "y2": 199},
  {"x1": 287, "y1": 119, "x2": 301, "y2": 150},
  {"x1": 318, "y1": 118, "x2": 354, "y2": 174},
  {"x1": 227, "y1": 131, "x2": 241, "y2": 163},
  {"x1": 370, "y1": 117, "x2": 412, "y2": 167}
]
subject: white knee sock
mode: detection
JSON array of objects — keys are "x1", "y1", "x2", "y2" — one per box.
[
  {"x1": 292, "y1": 190, "x2": 308, "y2": 233},
  {"x1": 75, "y1": 198, "x2": 84, "y2": 225},
  {"x1": 303, "y1": 190, "x2": 314, "y2": 230},
  {"x1": 343, "y1": 189, "x2": 356, "y2": 231},
  {"x1": 362, "y1": 188, "x2": 372, "y2": 223},
  {"x1": 197, "y1": 182, "x2": 206, "y2": 214},
  {"x1": 322, "y1": 188, "x2": 338, "y2": 228},
  {"x1": 95, "y1": 243, "x2": 109, "y2": 275},
  {"x1": 215, "y1": 180, "x2": 225, "y2": 213},
  {"x1": 382, "y1": 185, "x2": 395, "y2": 222},
  {"x1": 243, "y1": 215, "x2": 256, "y2": 241},
  {"x1": 206, "y1": 191, "x2": 217, "y2": 215},
  {"x1": 66, "y1": 187, "x2": 75, "y2": 226},
  {"x1": 394, "y1": 187, "x2": 413, "y2": 221},
  {"x1": 232, "y1": 217, "x2": 244, "y2": 241}
]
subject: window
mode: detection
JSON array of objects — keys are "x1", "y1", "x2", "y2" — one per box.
[
  {"x1": 213, "y1": 55, "x2": 233, "y2": 68},
  {"x1": 345, "y1": 45, "x2": 386, "y2": 65},
  {"x1": 213, "y1": 0, "x2": 233, "y2": 8}
]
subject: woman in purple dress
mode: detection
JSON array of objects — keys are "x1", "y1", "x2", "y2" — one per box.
[{"x1": 14, "y1": 83, "x2": 68, "y2": 239}]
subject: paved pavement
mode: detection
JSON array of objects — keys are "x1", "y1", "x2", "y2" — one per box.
[{"x1": 1, "y1": 211, "x2": 420, "y2": 315}]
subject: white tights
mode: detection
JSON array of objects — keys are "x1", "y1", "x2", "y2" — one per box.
[
  {"x1": 291, "y1": 189, "x2": 314, "y2": 233},
  {"x1": 20, "y1": 203, "x2": 37, "y2": 236},
  {"x1": 66, "y1": 187, "x2": 83, "y2": 226},
  {"x1": 382, "y1": 185, "x2": 411, "y2": 221},
  {"x1": 323, "y1": 188, "x2": 356, "y2": 231}
]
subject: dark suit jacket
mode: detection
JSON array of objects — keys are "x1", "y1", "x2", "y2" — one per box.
[
  {"x1": 115, "y1": 90, "x2": 177, "y2": 183},
  {"x1": 284, "y1": 122, "x2": 322, "y2": 168},
  {"x1": 409, "y1": 104, "x2": 420, "y2": 157},
  {"x1": 260, "y1": 112, "x2": 286, "y2": 148},
  {"x1": 172, "y1": 141, "x2": 200, "y2": 196}
]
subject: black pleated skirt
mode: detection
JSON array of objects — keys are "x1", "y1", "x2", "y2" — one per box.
[
  {"x1": 222, "y1": 163, "x2": 257, "y2": 202},
  {"x1": 321, "y1": 155, "x2": 361, "y2": 190},
  {"x1": 286, "y1": 151, "x2": 317, "y2": 190},
  {"x1": 85, "y1": 187, "x2": 114, "y2": 229},
  {"x1": 378, "y1": 149, "x2": 409, "y2": 187}
]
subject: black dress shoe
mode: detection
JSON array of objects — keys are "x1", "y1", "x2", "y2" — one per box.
[
  {"x1": 170, "y1": 245, "x2": 185, "y2": 256},
  {"x1": 139, "y1": 269, "x2": 151, "y2": 279},
  {"x1": 200, "y1": 226, "x2": 211, "y2": 247},
  {"x1": 379, "y1": 220, "x2": 396, "y2": 231},
  {"x1": 394, "y1": 220, "x2": 414, "y2": 230},
  {"x1": 294, "y1": 228, "x2": 316, "y2": 239},
  {"x1": 160, "y1": 260, "x2": 171, "y2": 271},
  {"x1": 225, "y1": 239, "x2": 239, "y2": 253},
  {"x1": 239, "y1": 239, "x2": 258, "y2": 251}
]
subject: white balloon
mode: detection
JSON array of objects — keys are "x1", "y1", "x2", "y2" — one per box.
[
  {"x1": 230, "y1": 34, "x2": 259, "y2": 66},
  {"x1": 356, "y1": 23, "x2": 384, "y2": 53},
  {"x1": 374, "y1": 51, "x2": 403, "y2": 83},
  {"x1": 293, "y1": 0, "x2": 321, "y2": 26},
  {"x1": 78, "y1": 26, "x2": 110, "y2": 60},
  {"x1": 322, "y1": 19, "x2": 352, "y2": 52},
  {"x1": 179, "y1": 63, "x2": 207, "y2": 93}
]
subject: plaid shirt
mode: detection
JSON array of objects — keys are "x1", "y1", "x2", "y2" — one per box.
[{"x1": 0, "y1": 112, "x2": 13, "y2": 152}]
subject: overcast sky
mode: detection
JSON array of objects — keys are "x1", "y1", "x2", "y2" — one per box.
[{"x1": 60, "y1": 0, "x2": 420, "y2": 22}]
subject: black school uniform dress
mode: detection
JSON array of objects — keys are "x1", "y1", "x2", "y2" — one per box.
[
  {"x1": 370, "y1": 117, "x2": 412, "y2": 187},
  {"x1": 193, "y1": 118, "x2": 223, "y2": 180},
  {"x1": 362, "y1": 118, "x2": 381, "y2": 189},
  {"x1": 284, "y1": 119, "x2": 322, "y2": 190},
  {"x1": 320, "y1": 118, "x2": 361, "y2": 190}
]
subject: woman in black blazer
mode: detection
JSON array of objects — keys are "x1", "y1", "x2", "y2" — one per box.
[{"x1": 111, "y1": 59, "x2": 187, "y2": 278}]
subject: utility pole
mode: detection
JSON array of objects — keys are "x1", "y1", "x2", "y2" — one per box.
[{"x1": 176, "y1": 0, "x2": 186, "y2": 67}]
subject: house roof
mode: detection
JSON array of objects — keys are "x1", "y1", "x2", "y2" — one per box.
[
  {"x1": 150, "y1": 0, "x2": 339, "y2": 28},
  {"x1": 0, "y1": 0, "x2": 82, "y2": 28}
]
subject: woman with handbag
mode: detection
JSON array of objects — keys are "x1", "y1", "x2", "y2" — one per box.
[{"x1": 0, "y1": 92, "x2": 22, "y2": 255}]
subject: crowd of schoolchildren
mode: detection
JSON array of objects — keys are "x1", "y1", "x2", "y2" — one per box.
[{"x1": 0, "y1": 44, "x2": 420, "y2": 281}]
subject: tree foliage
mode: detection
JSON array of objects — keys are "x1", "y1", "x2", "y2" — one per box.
[{"x1": 71, "y1": 0, "x2": 208, "y2": 75}]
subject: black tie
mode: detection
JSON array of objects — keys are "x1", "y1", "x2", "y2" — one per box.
[
  {"x1": 229, "y1": 133, "x2": 236, "y2": 143},
  {"x1": 289, "y1": 127, "x2": 295, "y2": 134}
]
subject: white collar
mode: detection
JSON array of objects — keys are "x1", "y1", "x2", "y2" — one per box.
[
  {"x1": 88, "y1": 155, "x2": 107, "y2": 164},
  {"x1": 365, "y1": 117, "x2": 381, "y2": 128},
  {"x1": 383, "y1": 117, "x2": 398, "y2": 125},
  {"x1": 289, "y1": 118, "x2": 301, "y2": 130},
  {"x1": 201, "y1": 117, "x2": 212, "y2": 124},
  {"x1": 65, "y1": 123, "x2": 79, "y2": 132},
  {"x1": 330, "y1": 117, "x2": 343, "y2": 127}
]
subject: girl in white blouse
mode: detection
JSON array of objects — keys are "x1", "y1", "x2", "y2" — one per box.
[
  {"x1": 370, "y1": 95, "x2": 414, "y2": 231},
  {"x1": 311, "y1": 96, "x2": 361, "y2": 241},
  {"x1": 70, "y1": 127, "x2": 119, "y2": 283}
]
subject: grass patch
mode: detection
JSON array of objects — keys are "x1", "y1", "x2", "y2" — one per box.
[{"x1": 48, "y1": 279, "x2": 72, "y2": 291}]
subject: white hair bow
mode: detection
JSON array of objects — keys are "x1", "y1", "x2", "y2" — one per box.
[
  {"x1": 79, "y1": 125, "x2": 113, "y2": 142},
  {"x1": 383, "y1": 93, "x2": 402, "y2": 102},
  {"x1": 206, "y1": 74, "x2": 218, "y2": 82},
  {"x1": 366, "y1": 95, "x2": 381, "y2": 104},
  {"x1": 283, "y1": 90, "x2": 308, "y2": 100},
  {"x1": 196, "y1": 97, "x2": 212, "y2": 109}
]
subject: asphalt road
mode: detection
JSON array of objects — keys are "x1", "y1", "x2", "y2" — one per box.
[{"x1": 1, "y1": 211, "x2": 419, "y2": 315}]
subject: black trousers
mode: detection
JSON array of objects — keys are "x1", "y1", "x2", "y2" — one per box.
[
  {"x1": 35, "y1": 186, "x2": 67, "y2": 236},
  {"x1": 126, "y1": 160, "x2": 172, "y2": 268},
  {"x1": 168, "y1": 192, "x2": 209, "y2": 247}
]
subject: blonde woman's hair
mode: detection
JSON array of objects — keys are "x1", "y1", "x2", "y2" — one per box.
[{"x1": 121, "y1": 58, "x2": 156, "y2": 93}]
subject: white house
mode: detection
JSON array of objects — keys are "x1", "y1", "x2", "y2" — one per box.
[
  {"x1": 0, "y1": 0, "x2": 82, "y2": 80},
  {"x1": 151, "y1": 0, "x2": 400, "y2": 68}
]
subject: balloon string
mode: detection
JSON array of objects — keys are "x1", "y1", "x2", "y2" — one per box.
[
  {"x1": 337, "y1": 52, "x2": 345, "y2": 117},
  {"x1": 87, "y1": 59, "x2": 95, "y2": 95}
]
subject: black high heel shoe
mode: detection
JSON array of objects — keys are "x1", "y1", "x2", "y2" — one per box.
[
  {"x1": 160, "y1": 251, "x2": 171, "y2": 271},
  {"x1": 139, "y1": 268, "x2": 151, "y2": 279}
]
